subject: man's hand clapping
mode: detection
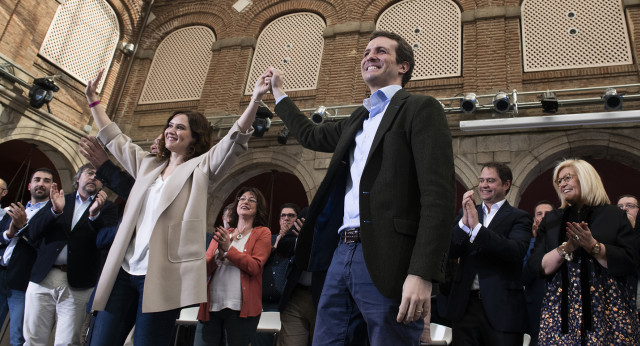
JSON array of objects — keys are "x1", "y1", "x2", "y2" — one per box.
[
  {"x1": 89, "y1": 190, "x2": 107, "y2": 217},
  {"x1": 50, "y1": 183, "x2": 65, "y2": 213},
  {"x1": 6, "y1": 202, "x2": 27, "y2": 237}
]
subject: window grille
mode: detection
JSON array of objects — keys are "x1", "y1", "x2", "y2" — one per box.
[
  {"x1": 139, "y1": 26, "x2": 215, "y2": 104},
  {"x1": 245, "y1": 13, "x2": 325, "y2": 95},
  {"x1": 377, "y1": 0, "x2": 461, "y2": 80},
  {"x1": 522, "y1": 0, "x2": 632, "y2": 72},
  {"x1": 39, "y1": 0, "x2": 119, "y2": 91}
]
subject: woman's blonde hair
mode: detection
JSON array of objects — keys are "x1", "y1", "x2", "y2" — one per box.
[{"x1": 552, "y1": 158, "x2": 610, "y2": 208}]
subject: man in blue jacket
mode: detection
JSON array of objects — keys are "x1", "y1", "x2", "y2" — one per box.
[{"x1": 0, "y1": 168, "x2": 56, "y2": 346}]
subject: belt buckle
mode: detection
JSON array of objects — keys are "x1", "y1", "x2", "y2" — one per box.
[{"x1": 341, "y1": 228, "x2": 360, "y2": 244}]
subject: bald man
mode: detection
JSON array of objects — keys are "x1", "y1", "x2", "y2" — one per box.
[{"x1": 0, "y1": 179, "x2": 8, "y2": 220}]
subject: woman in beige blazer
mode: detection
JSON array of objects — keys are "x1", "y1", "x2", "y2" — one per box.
[{"x1": 85, "y1": 68, "x2": 273, "y2": 346}]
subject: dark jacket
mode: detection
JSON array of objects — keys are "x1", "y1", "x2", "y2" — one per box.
[
  {"x1": 0, "y1": 212, "x2": 39, "y2": 291},
  {"x1": 276, "y1": 232, "x2": 323, "y2": 311},
  {"x1": 275, "y1": 89, "x2": 455, "y2": 298},
  {"x1": 444, "y1": 202, "x2": 532, "y2": 333},
  {"x1": 27, "y1": 193, "x2": 118, "y2": 289},
  {"x1": 528, "y1": 205, "x2": 639, "y2": 279},
  {"x1": 96, "y1": 160, "x2": 135, "y2": 200}
]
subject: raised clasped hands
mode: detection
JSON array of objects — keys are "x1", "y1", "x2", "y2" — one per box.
[
  {"x1": 253, "y1": 69, "x2": 274, "y2": 100},
  {"x1": 264, "y1": 67, "x2": 285, "y2": 99}
]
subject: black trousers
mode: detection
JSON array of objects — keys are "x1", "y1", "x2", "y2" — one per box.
[{"x1": 452, "y1": 295, "x2": 523, "y2": 346}]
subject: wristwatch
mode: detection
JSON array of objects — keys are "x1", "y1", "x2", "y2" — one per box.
[
  {"x1": 557, "y1": 242, "x2": 573, "y2": 261},
  {"x1": 590, "y1": 242, "x2": 601, "y2": 256}
]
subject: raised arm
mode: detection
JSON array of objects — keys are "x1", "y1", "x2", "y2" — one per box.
[
  {"x1": 237, "y1": 69, "x2": 273, "y2": 133},
  {"x1": 85, "y1": 69, "x2": 111, "y2": 130}
]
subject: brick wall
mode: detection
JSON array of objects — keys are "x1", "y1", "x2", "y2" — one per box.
[{"x1": 1, "y1": 0, "x2": 640, "y2": 198}]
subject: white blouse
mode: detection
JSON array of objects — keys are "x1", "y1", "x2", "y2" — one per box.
[
  {"x1": 209, "y1": 230, "x2": 252, "y2": 312},
  {"x1": 122, "y1": 175, "x2": 166, "y2": 275}
]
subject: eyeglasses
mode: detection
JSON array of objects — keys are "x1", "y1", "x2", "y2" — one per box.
[
  {"x1": 617, "y1": 203, "x2": 639, "y2": 210},
  {"x1": 238, "y1": 196, "x2": 257, "y2": 203},
  {"x1": 556, "y1": 174, "x2": 575, "y2": 186},
  {"x1": 280, "y1": 213, "x2": 297, "y2": 219}
]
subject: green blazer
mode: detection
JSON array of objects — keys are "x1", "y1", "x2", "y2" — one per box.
[{"x1": 274, "y1": 89, "x2": 455, "y2": 298}]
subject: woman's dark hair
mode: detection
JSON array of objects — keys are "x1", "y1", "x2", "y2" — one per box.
[
  {"x1": 230, "y1": 187, "x2": 269, "y2": 228},
  {"x1": 157, "y1": 110, "x2": 213, "y2": 161}
]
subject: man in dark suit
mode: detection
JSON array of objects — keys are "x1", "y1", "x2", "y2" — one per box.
[
  {"x1": 0, "y1": 168, "x2": 56, "y2": 346},
  {"x1": 22, "y1": 163, "x2": 117, "y2": 346},
  {"x1": 274, "y1": 204, "x2": 318, "y2": 346},
  {"x1": 523, "y1": 201, "x2": 554, "y2": 346},
  {"x1": 444, "y1": 162, "x2": 532, "y2": 345},
  {"x1": 267, "y1": 30, "x2": 455, "y2": 345},
  {"x1": 615, "y1": 194, "x2": 640, "y2": 321}
]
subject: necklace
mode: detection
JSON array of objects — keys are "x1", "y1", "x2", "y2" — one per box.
[{"x1": 235, "y1": 227, "x2": 251, "y2": 240}]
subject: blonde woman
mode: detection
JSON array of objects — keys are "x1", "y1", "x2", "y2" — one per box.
[{"x1": 528, "y1": 159, "x2": 640, "y2": 344}]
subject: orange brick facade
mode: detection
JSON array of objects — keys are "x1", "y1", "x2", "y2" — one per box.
[{"x1": 1, "y1": 0, "x2": 640, "y2": 215}]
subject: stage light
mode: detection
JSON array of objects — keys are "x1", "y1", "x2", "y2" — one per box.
[
  {"x1": 540, "y1": 91, "x2": 559, "y2": 113},
  {"x1": 493, "y1": 92, "x2": 511, "y2": 113},
  {"x1": 28, "y1": 77, "x2": 59, "y2": 111},
  {"x1": 310, "y1": 106, "x2": 328, "y2": 124},
  {"x1": 460, "y1": 93, "x2": 478, "y2": 113},
  {"x1": 603, "y1": 88, "x2": 623, "y2": 111},
  {"x1": 277, "y1": 126, "x2": 290, "y2": 145},
  {"x1": 252, "y1": 106, "x2": 273, "y2": 137},
  {"x1": 120, "y1": 42, "x2": 135, "y2": 56}
]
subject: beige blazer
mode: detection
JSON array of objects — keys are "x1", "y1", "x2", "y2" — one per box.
[{"x1": 92, "y1": 121, "x2": 251, "y2": 313}]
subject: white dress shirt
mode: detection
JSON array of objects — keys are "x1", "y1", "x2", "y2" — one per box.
[
  {"x1": 338, "y1": 85, "x2": 402, "y2": 234},
  {"x1": 54, "y1": 192, "x2": 95, "y2": 265}
]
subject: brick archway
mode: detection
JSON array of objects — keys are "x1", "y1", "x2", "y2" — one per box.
[
  {"x1": 0, "y1": 111, "x2": 85, "y2": 191},
  {"x1": 208, "y1": 147, "x2": 319, "y2": 230},
  {"x1": 514, "y1": 129, "x2": 640, "y2": 209}
]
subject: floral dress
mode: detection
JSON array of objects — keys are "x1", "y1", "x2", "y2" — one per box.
[{"x1": 538, "y1": 256, "x2": 640, "y2": 345}]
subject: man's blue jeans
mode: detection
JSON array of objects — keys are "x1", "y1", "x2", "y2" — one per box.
[
  {"x1": 89, "y1": 269, "x2": 179, "y2": 346},
  {"x1": 0, "y1": 268, "x2": 26, "y2": 346},
  {"x1": 312, "y1": 242, "x2": 423, "y2": 346}
]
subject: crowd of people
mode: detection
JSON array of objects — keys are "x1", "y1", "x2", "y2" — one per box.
[{"x1": 0, "y1": 29, "x2": 638, "y2": 346}]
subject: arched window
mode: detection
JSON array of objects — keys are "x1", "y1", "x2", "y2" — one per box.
[
  {"x1": 377, "y1": 0, "x2": 461, "y2": 81},
  {"x1": 39, "y1": 0, "x2": 119, "y2": 91},
  {"x1": 522, "y1": 0, "x2": 632, "y2": 72},
  {"x1": 245, "y1": 13, "x2": 326, "y2": 95},
  {"x1": 139, "y1": 26, "x2": 215, "y2": 104}
]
